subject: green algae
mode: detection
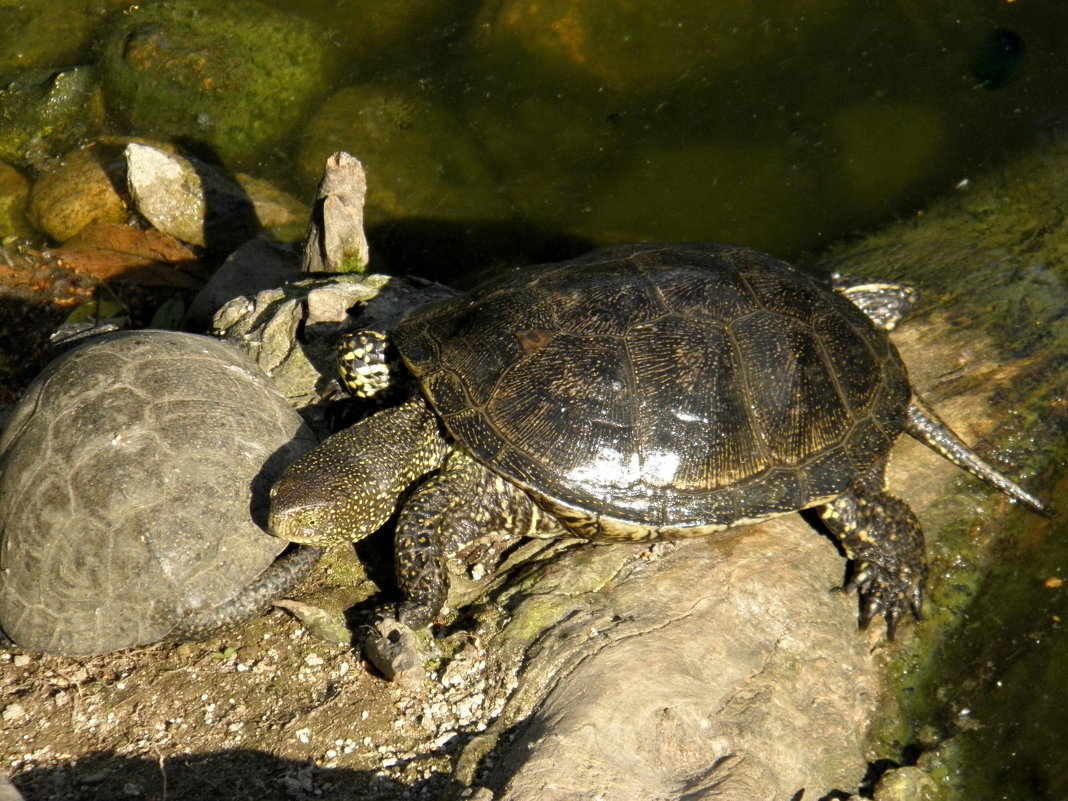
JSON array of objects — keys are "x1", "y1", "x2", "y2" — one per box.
[
  {"x1": 825, "y1": 140, "x2": 1068, "y2": 801},
  {"x1": 98, "y1": 0, "x2": 332, "y2": 170}
]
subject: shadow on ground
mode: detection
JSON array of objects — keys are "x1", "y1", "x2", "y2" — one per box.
[{"x1": 11, "y1": 747, "x2": 460, "y2": 801}]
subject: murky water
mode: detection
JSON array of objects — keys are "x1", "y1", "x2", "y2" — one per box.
[{"x1": 252, "y1": 0, "x2": 1068, "y2": 281}]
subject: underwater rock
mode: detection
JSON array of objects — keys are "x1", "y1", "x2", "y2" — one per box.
[
  {"x1": 0, "y1": 67, "x2": 105, "y2": 171},
  {"x1": 297, "y1": 83, "x2": 508, "y2": 225},
  {"x1": 98, "y1": 0, "x2": 331, "y2": 169}
]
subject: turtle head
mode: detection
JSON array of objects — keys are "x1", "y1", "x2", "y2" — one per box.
[
  {"x1": 268, "y1": 482, "x2": 359, "y2": 546},
  {"x1": 268, "y1": 437, "x2": 386, "y2": 546},
  {"x1": 268, "y1": 396, "x2": 451, "y2": 547}
]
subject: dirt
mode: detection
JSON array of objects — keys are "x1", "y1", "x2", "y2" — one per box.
[{"x1": 0, "y1": 546, "x2": 509, "y2": 801}]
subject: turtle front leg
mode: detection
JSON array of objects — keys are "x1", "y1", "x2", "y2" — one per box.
[
  {"x1": 389, "y1": 449, "x2": 567, "y2": 628},
  {"x1": 818, "y1": 459, "x2": 927, "y2": 639}
]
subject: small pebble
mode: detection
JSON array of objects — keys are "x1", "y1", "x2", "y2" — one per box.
[{"x1": 2, "y1": 703, "x2": 26, "y2": 722}]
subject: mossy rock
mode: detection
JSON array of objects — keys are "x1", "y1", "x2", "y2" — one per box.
[
  {"x1": 97, "y1": 0, "x2": 332, "y2": 169},
  {"x1": 0, "y1": 67, "x2": 105, "y2": 171},
  {"x1": 470, "y1": 0, "x2": 847, "y2": 97},
  {"x1": 0, "y1": 3, "x2": 97, "y2": 76},
  {"x1": 0, "y1": 161, "x2": 31, "y2": 239}
]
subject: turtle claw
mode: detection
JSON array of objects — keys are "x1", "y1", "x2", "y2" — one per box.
[
  {"x1": 820, "y1": 480, "x2": 927, "y2": 640},
  {"x1": 847, "y1": 558, "x2": 924, "y2": 640}
]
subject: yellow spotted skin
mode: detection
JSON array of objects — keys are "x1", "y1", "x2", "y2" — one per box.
[
  {"x1": 269, "y1": 398, "x2": 449, "y2": 549},
  {"x1": 336, "y1": 330, "x2": 403, "y2": 402},
  {"x1": 392, "y1": 450, "x2": 566, "y2": 626},
  {"x1": 269, "y1": 398, "x2": 566, "y2": 628}
]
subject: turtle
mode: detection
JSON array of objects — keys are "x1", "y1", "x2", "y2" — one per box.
[
  {"x1": 0, "y1": 330, "x2": 323, "y2": 656},
  {"x1": 268, "y1": 243, "x2": 1049, "y2": 638}
]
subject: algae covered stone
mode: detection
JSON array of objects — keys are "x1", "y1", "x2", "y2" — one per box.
[
  {"x1": 471, "y1": 0, "x2": 846, "y2": 96},
  {"x1": 0, "y1": 67, "x2": 105, "y2": 170},
  {"x1": 28, "y1": 144, "x2": 133, "y2": 242},
  {"x1": 0, "y1": 161, "x2": 31, "y2": 239},
  {"x1": 98, "y1": 0, "x2": 332, "y2": 169},
  {"x1": 0, "y1": 3, "x2": 96, "y2": 75}
]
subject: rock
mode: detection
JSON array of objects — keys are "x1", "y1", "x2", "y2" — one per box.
[
  {"x1": 213, "y1": 273, "x2": 454, "y2": 414},
  {"x1": 301, "y1": 152, "x2": 370, "y2": 274},
  {"x1": 361, "y1": 619, "x2": 426, "y2": 687},
  {"x1": 28, "y1": 145, "x2": 132, "y2": 242},
  {"x1": 470, "y1": 528, "x2": 880, "y2": 801},
  {"x1": 0, "y1": 67, "x2": 105, "y2": 171},
  {"x1": 44, "y1": 223, "x2": 204, "y2": 287},
  {"x1": 871, "y1": 765, "x2": 940, "y2": 801},
  {"x1": 270, "y1": 599, "x2": 352, "y2": 648},
  {"x1": 187, "y1": 239, "x2": 301, "y2": 327},
  {"x1": 0, "y1": 4, "x2": 95, "y2": 75},
  {"x1": 27, "y1": 141, "x2": 306, "y2": 247},
  {"x1": 98, "y1": 0, "x2": 331, "y2": 169},
  {"x1": 0, "y1": 162, "x2": 31, "y2": 239},
  {"x1": 124, "y1": 143, "x2": 307, "y2": 250},
  {"x1": 816, "y1": 140, "x2": 1068, "y2": 798}
]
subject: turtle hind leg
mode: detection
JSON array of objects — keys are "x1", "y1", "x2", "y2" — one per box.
[
  {"x1": 818, "y1": 461, "x2": 927, "y2": 639},
  {"x1": 833, "y1": 274, "x2": 1050, "y2": 517}
]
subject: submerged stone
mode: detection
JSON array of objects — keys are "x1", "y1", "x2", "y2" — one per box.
[
  {"x1": 0, "y1": 67, "x2": 105, "y2": 171},
  {"x1": 98, "y1": 0, "x2": 332, "y2": 169},
  {"x1": 298, "y1": 83, "x2": 508, "y2": 225},
  {"x1": 0, "y1": 161, "x2": 31, "y2": 239}
]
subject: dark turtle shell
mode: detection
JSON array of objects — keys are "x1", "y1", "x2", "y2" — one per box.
[{"x1": 394, "y1": 243, "x2": 911, "y2": 537}]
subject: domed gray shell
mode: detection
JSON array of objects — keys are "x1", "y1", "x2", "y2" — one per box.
[{"x1": 0, "y1": 330, "x2": 314, "y2": 655}]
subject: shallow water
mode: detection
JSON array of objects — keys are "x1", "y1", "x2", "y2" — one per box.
[{"x1": 253, "y1": 0, "x2": 1068, "y2": 280}]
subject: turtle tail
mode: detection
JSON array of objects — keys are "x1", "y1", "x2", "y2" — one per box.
[
  {"x1": 172, "y1": 544, "x2": 324, "y2": 641},
  {"x1": 906, "y1": 396, "x2": 1051, "y2": 516}
]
